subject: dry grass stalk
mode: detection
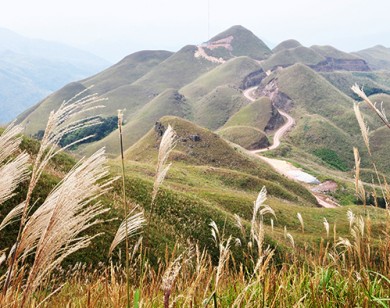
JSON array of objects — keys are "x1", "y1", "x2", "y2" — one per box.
[
  {"x1": 0, "y1": 123, "x2": 30, "y2": 206},
  {"x1": 352, "y1": 86, "x2": 388, "y2": 209},
  {"x1": 353, "y1": 103, "x2": 370, "y2": 155},
  {"x1": 152, "y1": 125, "x2": 177, "y2": 205},
  {"x1": 3, "y1": 89, "x2": 106, "y2": 294},
  {"x1": 297, "y1": 213, "x2": 304, "y2": 233},
  {"x1": 323, "y1": 218, "x2": 330, "y2": 238},
  {"x1": 0, "y1": 202, "x2": 25, "y2": 232},
  {"x1": 161, "y1": 254, "x2": 184, "y2": 308},
  {"x1": 109, "y1": 210, "x2": 145, "y2": 255},
  {"x1": 352, "y1": 84, "x2": 390, "y2": 130},
  {"x1": 0, "y1": 122, "x2": 24, "y2": 163},
  {"x1": 286, "y1": 233, "x2": 295, "y2": 249},
  {"x1": 17, "y1": 148, "x2": 112, "y2": 305}
]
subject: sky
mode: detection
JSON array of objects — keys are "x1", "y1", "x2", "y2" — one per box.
[{"x1": 1, "y1": 0, "x2": 390, "y2": 62}]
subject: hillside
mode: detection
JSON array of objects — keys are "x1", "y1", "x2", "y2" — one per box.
[
  {"x1": 15, "y1": 25, "x2": 390, "y2": 178},
  {"x1": 201, "y1": 25, "x2": 272, "y2": 61},
  {"x1": 0, "y1": 28, "x2": 110, "y2": 124},
  {"x1": 353, "y1": 45, "x2": 390, "y2": 70},
  {"x1": 272, "y1": 39, "x2": 302, "y2": 53}
]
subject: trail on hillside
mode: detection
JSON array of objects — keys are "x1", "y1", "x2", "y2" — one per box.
[
  {"x1": 243, "y1": 87, "x2": 295, "y2": 152},
  {"x1": 243, "y1": 86, "x2": 339, "y2": 208}
]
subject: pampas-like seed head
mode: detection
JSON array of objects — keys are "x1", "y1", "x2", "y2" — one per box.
[
  {"x1": 286, "y1": 233, "x2": 295, "y2": 249},
  {"x1": 297, "y1": 213, "x2": 304, "y2": 233},
  {"x1": 18, "y1": 148, "x2": 112, "y2": 301},
  {"x1": 109, "y1": 210, "x2": 145, "y2": 255},
  {"x1": 152, "y1": 125, "x2": 177, "y2": 204},
  {"x1": 323, "y1": 217, "x2": 330, "y2": 238},
  {"x1": 347, "y1": 210, "x2": 355, "y2": 230},
  {"x1": 353, "y1": 103, "x2": 371, "y2": 155}
]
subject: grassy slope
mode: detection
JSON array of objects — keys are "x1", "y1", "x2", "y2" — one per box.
[
  {"x1": 191, "y1": 86, "x2": 249, "y2": 130},
  {"x1": 180, "y1": 56, "x2": 260, "y2": 130},
  {"x1": 18, "y1": 50, "x2": 173, "y2": 135},
  {"x1": 82, "y1": 50, "x2": 173, "y2": 93},
  {"x1": 217, "y1": 125, "x2": 269, "y2": 150},
  {"x1": 222, "y1": 97, "x2": 274, "y2": 131},
  {"x1": 132, "y1": 45, "x2": 217, "y2": 91},
  {"x1": 261, "y1": 46, "x2": 325, "y2": 71},
  {"x1": 353, "y1": 45, "x2": 390, "y2": 70},
  {"x1": 181, "y1": 56, "x2": 261, "y2": 99},
  {"x1": 79, "y1": 89, "x2": 191, "y2": 156},
  {"x1": 272, "y1": 39, "x2": 302, "y2": 53},
  {"x1": 310, "y1": 45, "x2": 360, "y2": 60},
  {"x1": 320, "y1": 71, "x2": 390, "y2": 101},
  {"x1": 207, "y1": 25, "x2": 272, "y2": 60},
  {"x1": 125, "y1": 116, "x2": 315, "y2": 203},
  {"x1": 276, "y1": 64, "x2": 367, "y2": 136}
]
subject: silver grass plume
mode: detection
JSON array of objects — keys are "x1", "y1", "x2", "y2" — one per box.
[
  {"x1": 0, "y1": 123, "x2": 30, "y2": 206},
  {"x1": 347, "y1": 210, "x2": 355, "y2": 231},
  {"x1": 323, "y1": 217, "x2": 330, "y2": 238},
  {"x1": 0, "y1": 202, "x2": 25, "y2": 232},
  {"x1": 297, "y1": 212, "x2": 304, "y2": 233},
  {"x1": 109, "y1": 209, "x2": 145, "y2": 255},
  {"x1": 353, "y1": 103, "x2": 370, "y2": 155},
  {"x1": 152, "y1": 125, "x2": 177, "y2": 205},
  {"x1": 352, "y1": 84, "x2": 390, "y2": 130},
  {"x1": 18, "y1": 148, "x2": 112, "y2": 302},
  {"x1": 286, "y1": 233, "x2": 295, "y2": 249}
]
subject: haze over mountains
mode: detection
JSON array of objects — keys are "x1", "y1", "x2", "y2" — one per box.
[
  {"x1": 0, "y1": 27, "x2": 110, "y2": 123},
  {"x1": 15, "y1": 25, "x2": 390, "y2": 175}
]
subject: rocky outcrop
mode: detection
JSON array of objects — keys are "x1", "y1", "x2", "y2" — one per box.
[
  {"x1": 154, "y1": 121, "x2": 166, "y2": 137},
  {"x1": 240, "y1": 69, "x2": 266, "y2": 89},
  {"x1": 309, "y1": 57, "x2": 370, "y2": 72},
  {"x1": 248, "y1": 136, "x2": 270, "y2": 150},
  {"x1": 264, "y1": 105, "x2": 285, "y2": 132},
  {"x1": 256, "y1": 78, "x2": 294, "y2": 111}
]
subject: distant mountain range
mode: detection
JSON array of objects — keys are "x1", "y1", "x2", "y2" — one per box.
[
  {"x1": 16, "y1": 25, "x2": 390, "y2": 175},
  {"x1": 0, "y1": 27, "x2": 110, "y2": 123}
]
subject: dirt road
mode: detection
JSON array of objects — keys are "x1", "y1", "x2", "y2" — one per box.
[{"x1": 242, "y1": 86, "x2": 339, "y2": 208}]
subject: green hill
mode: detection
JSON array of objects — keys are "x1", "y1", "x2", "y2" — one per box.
[
  {"x1": 218, "y1": 125, "x2": 269, "y2": 150},
  {"x1": 262, "y1": 46, "x2": 325, "y2": 71},
  {"x1": 82, "y1": 50, "x2": 173, "y2": 93},
  {"x1": 353, "y1": 45, "x2": 390, "y2": 70},
  {"x1": 203, "y1": 25, "x2": 272, "y2": 60},
  {"x1": 125, "y1": 116, "x2": 316, "y2": 204},
  {"x1": 80, "y1": 89, "x2": 191, "y2": 155},
  {"x1": 222, "y1": 97, "x2": 281, "y2": 131},
  {"x1": 310, "y1": 45, "x2": 360, "y2": 60},
  {"x1": 181, "y1": 56, "x2": 261, "y2": 98},
  {"x1": 272, "y1": 39, "x2": 302, "y2": 53},
  {"x1": 191, "y1": 86, "x2": 249, "y2": 130}
]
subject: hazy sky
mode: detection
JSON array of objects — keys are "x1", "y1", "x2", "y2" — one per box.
[{"x1": 1, "y1": 0, "x2": 390, "y2": 62}]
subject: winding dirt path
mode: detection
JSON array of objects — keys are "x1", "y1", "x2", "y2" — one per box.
[
  {"x1": 243, "y1": 87, "x2": 295, "y2": 153},
  {"x1": 242, "y1": 86, "x2": 339, "y2": 208}
]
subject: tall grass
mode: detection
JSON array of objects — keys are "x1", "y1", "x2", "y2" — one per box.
[{"x1": 0, "y1": 85, "x2": 389, "y2": 306}]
